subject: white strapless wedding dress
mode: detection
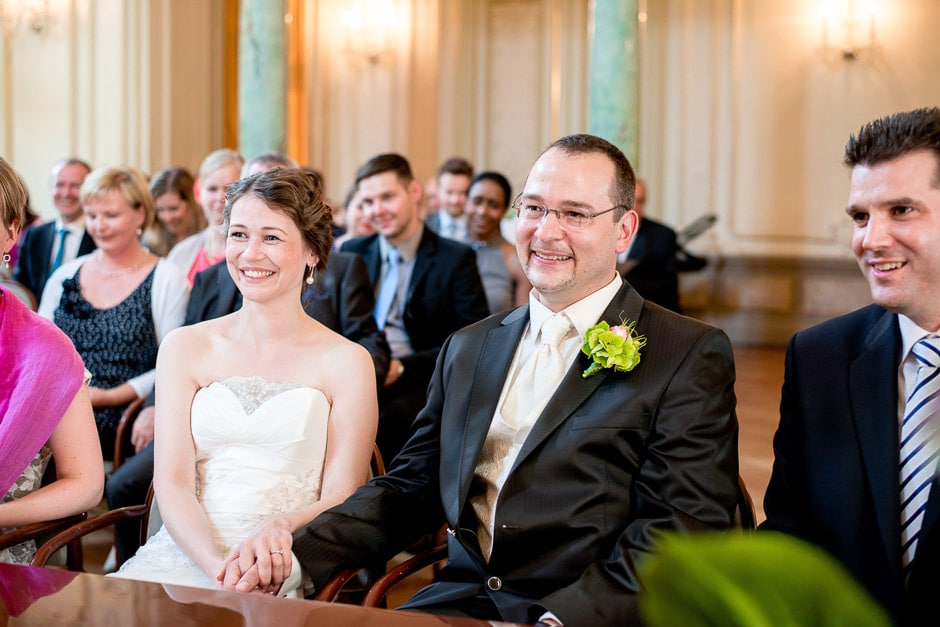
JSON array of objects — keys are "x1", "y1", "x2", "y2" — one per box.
[{"x1": 113, "y1": 376, "x2": 329, "y2": 594}]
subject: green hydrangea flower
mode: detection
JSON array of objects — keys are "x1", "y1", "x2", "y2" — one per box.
[{"x1": 580, "y1": 319, "x2": 646, "y2": 378}]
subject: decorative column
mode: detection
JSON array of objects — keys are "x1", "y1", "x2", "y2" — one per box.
[
  {"x1": 588, "y1": 0, "x2": 639, "y2": 160},
  {"x1": 238, "y1": 0, "x2": 287, "y2": 159}
]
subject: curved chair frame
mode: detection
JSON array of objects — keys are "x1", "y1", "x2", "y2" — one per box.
[
  {"x1": 0, "y1": 514, "x2": 87, "y2": 570},
  {"x1": 31, "y1": 484, "x2": 155, "y2": 570}
]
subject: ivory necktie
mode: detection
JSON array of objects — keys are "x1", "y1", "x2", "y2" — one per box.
[
  {"x1": 512, "y1": 313, "x2": 576, "y2": 423},
  {"x1": 373, "y1": 250, "x2": 400, "y2": 330},
  {"x1": 900, "y1": 335, "x2": 940, "y2": 572},
  {"x1": 49, "y1": 228, "x2": 69, "y2": 276}
]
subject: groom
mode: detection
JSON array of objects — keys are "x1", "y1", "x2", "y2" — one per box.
[{"x1": 225, "y1": 134, "x2": 739, "y2": 626}]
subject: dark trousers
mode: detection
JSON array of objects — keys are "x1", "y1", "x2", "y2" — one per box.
[{"x1": 104, "y1": 443, "x2": 153, "y2": 564}]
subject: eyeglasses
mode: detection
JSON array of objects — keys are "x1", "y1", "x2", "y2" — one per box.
[{"x1": 512, "y1": 194, "x2": 625, "y2": 229}]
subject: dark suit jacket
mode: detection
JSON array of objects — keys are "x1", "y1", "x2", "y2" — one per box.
[
  {"x1": 13, "y1": 221, "x2": 96, "y2": 305},
  {"x1": 340, "y1": 229, "x2": 488, "y2": 387},
  {"x1": 186, "y1": 252, "x2": 391, "y2": 386},
  {"x1": 762, "y1": 304, "x2": 940, "y2": 625},
  {"x1": 293, "y1": 282, "x2": 739, "y2": 626},
  {"x1": 618, "y1": 217, "x2": 680, "y2": 313}
]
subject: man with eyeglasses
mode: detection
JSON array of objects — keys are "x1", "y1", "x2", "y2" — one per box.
[{"x1": 226, "y1": 134, "x2": 739, "y2": 627}]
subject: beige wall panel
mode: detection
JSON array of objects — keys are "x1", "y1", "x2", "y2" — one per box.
[{"x1": 640, "y1": 0, "x2": 940, "y2": 260}]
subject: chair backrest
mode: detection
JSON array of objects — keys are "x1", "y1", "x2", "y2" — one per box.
[{"x1": 32, "y1": 484, "x2": 156, "y2": 570}]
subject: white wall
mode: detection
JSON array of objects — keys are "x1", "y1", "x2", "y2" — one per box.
[{"x1": 638, "y1": 0, "x2": 940, "y2": 260}]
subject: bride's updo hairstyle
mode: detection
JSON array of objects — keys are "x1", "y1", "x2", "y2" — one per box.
[{"x1": 224, "y1": 167, "x2": 332, "y2": 282}]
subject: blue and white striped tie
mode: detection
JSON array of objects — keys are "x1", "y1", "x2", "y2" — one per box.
[{"x1": 900, "y1": 336, "x2": 940, "y2": 572}]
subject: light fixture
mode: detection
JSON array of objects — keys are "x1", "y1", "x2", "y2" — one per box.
[
  {"x1": 820, "y1": 0, "x2": 878, "y2": 61},
  {"x1": 341, "y1": 0, "x2": 397, "y2": 66},
  {"x1": 0, "y1": 0, "x2": 51, "y2": 37}
]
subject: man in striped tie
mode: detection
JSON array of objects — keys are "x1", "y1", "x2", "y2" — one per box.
[{"x1": 763, "y1": 107, "x2": 940, "y2": 626}]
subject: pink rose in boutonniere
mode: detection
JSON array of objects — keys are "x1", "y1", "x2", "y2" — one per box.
[{"x1": 581, "y1": 319, "x2": 646, "y2": 378}]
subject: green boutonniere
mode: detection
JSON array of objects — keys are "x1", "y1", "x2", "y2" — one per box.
[{"x1": 581, "y1": 319, "x2": 646, "y2": 378}]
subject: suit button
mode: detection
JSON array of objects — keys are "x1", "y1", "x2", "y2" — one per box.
[{"x1": 486, "y1": 576, "x2": 502, "y2": 591}]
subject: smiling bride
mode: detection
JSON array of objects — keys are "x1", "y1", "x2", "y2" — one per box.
[{"x1": 113, "y1": 168, "x2": 378, "y2": 597}]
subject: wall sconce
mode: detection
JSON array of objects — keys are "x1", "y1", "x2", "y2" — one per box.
[
  {"x1": 820, "y1": 0, "x2": 878, "y2": 61},
  {"x1": 0, "y1": 0, "x2": 51, "y2": 37},
  {"x1": 341, "y1": 0, "x2": 397, "y2": 66}
]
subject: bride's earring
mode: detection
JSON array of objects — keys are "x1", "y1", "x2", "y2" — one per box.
[{"x1": 305, "y1": 265, "x2": 314, "y2": 285}]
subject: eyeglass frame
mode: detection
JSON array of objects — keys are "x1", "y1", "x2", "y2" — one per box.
[{"x1": 511, "y1": 194, "x2": 628, "y2": 229}]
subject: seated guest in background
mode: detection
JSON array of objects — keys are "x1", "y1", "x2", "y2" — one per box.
[
  {"x1": 341, "y1": 152, "x2": 488, "y2": 461},
  {"x1": 241, "y1": 151, "x2": 298, "y2": 178},
  {"x1": 423, "y1": 157, "x2": 473, "y2": 243},
  {"x1": 168, "y1": 149, "x2": 243, "y2": 287},
  {"x1": 333, "y1": 185, "x2": 374, "y2": 250},
  {"x1": 14, "y1": 158, "x2": 95, "y2": 306},
  {"x1": 466, "y1": 170, "x2": 530, "y2": 313},
  {"x1": 113, "y1": 167, "x2": 378, "y2": 596},
  {"x1": 229, "y1": 134, "x2": 739, "y2": 625},
  {"x1": 142, "y1": 167, "x2": 206, "y2": 257},
  {"x1": 0, "y1": 155, "x2": 103, "y2": 565},
  {"x1": 762, "y1": 107, "x2": 940, "y2": 625},
  {"x1": 39, "y1": 166, "x2": 189, "y2": 460},
  {"x1": 616, "y1": 178, "x2": 681, "y2": 313}
]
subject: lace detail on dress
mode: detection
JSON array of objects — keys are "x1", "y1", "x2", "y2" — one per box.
[
  {"x1": 217, "y1": 375, "x2": 303, "y2": 415},
  {"x1": 0, "y1": 446, "x2": 52, "y2": 565}
]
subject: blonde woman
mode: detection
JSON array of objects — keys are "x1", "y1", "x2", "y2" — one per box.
[
  {"x1": 168, "y1": 149, "x2": 243, "y2": 286},
  {"x1": 39, "y1": 167, "x2": 189, "y2": 459}
]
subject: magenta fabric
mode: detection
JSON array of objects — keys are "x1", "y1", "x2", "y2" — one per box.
[{"x1": 0, "y1": 286, "x2": 85, "y2": 496}]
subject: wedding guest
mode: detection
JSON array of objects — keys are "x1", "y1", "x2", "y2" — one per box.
[
  {"x1": 113, "y1": 167, "x2": 377, "y2": 596},
  {"x1": 167, "y1": 149, "x2": 243, "y2": 286},
  {"x1": 142, "y1": 167, "x2": 206, "y2": 257},
  {"x1": 13, "y1": 158, "x2": 95, "y2": 305},
  {"x1": 466, "y1": 171, "x2": 530, "y2": 312},
  {"x1": 39, "y1": 166, "x2": 189, "y2": 460},
  {"x1": 0, "y1": 155, "x2": 103, "y2": 564}
]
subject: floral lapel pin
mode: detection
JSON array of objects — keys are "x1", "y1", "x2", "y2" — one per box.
[{"x1": 581, "y1": 319, "x2": 646, "y2": 378}]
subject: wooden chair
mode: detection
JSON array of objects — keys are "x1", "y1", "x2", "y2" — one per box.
[
  {"x1": 0, "y1": 514, "x2": 87, "y2": 570},
  {"x1": 31, "y1": 484, "x2": 155, "y2": 571},
  {"x1": 111, "y1": 396, "x2": 146, "y2": 472}
]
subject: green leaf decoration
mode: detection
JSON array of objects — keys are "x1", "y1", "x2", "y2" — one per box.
[{"x1": 638, "y1": 532, "x2": 891, "y2": 627}]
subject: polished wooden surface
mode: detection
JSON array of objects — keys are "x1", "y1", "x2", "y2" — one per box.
[{"x1": 0, "y1": 562, "x2": 524, "y2": 626}]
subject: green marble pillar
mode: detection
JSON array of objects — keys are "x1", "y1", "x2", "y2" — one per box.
[
  {"x1": 239, "y1": 0, "x2": 287, "y2": 159},
  {"x1": 589, "y1": 0, "x2": 638, "y2": 161}
]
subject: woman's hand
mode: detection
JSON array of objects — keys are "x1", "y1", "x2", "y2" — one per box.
[{"x1": 218, "y1": 516, "x2": 293, "y2": 593}]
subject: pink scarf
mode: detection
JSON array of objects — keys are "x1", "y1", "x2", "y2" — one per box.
[{"x1": 0, "y1": 287, "x2": 85, "y2": 496}]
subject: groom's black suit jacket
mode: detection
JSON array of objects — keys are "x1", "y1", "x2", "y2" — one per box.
[{"x1": 293, "y1": 281, "x2": 739, "y2": 626}]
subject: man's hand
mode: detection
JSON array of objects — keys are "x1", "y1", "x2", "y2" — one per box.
[
  {"x1": 131, "y1": 406, "x2": 155, "y2": 452},
  {"x1": 383, "y1": 359, "x2": 404, "y2": 388},
  {"x1": 218, "y1": 516, "x2": 293, "y2": 593}
]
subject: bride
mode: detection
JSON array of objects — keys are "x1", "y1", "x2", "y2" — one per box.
[{"x1": 114, "y1": 168, "x2": 378, "y2": 596}]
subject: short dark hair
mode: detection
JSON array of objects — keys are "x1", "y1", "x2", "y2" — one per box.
[
  {"x1": 436, "y1": 157, "x2": 473, "y2": 180},
  {"x1": 844, "y1": 108, "x2": 940, "y2": 186},
  {"x1": 355, "y1": 153, "x2": 414, "y2": 188},
  {"x1": 542, "y1": 134, "x2": 636, "y2": 220},
  {"x1": 224, "y1": 168, "x2": 332, "y2": 282},
  {"x1": 469, "y1": 171, "x2": 512, "y2": 208}
]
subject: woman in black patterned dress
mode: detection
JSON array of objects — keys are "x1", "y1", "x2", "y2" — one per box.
[{"x1": 39, "y1": 166, "x2": 189, "y2": 459}]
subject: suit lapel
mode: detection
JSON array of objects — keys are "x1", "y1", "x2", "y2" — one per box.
[
  {"x1": 512, "y1": 282, "x2": 645, "y2": 472},
  {"x1": 406, "y1": 228, "x2": 436, "y2": 305},
  {"x1": 849, "y1": 310, "x2": 902, "y2": 571},
  {"x1": 454, "y1": 307, "x2": 529, "y2": 511}
]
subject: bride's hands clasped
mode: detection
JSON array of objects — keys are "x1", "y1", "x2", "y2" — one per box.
[{"x1": 218, "y1": 515, "x2": 293, "y2": 594}]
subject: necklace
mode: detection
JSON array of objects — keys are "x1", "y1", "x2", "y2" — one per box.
[{"x1": 92, "y1": 251, "x2": 152, "y2": 279}]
